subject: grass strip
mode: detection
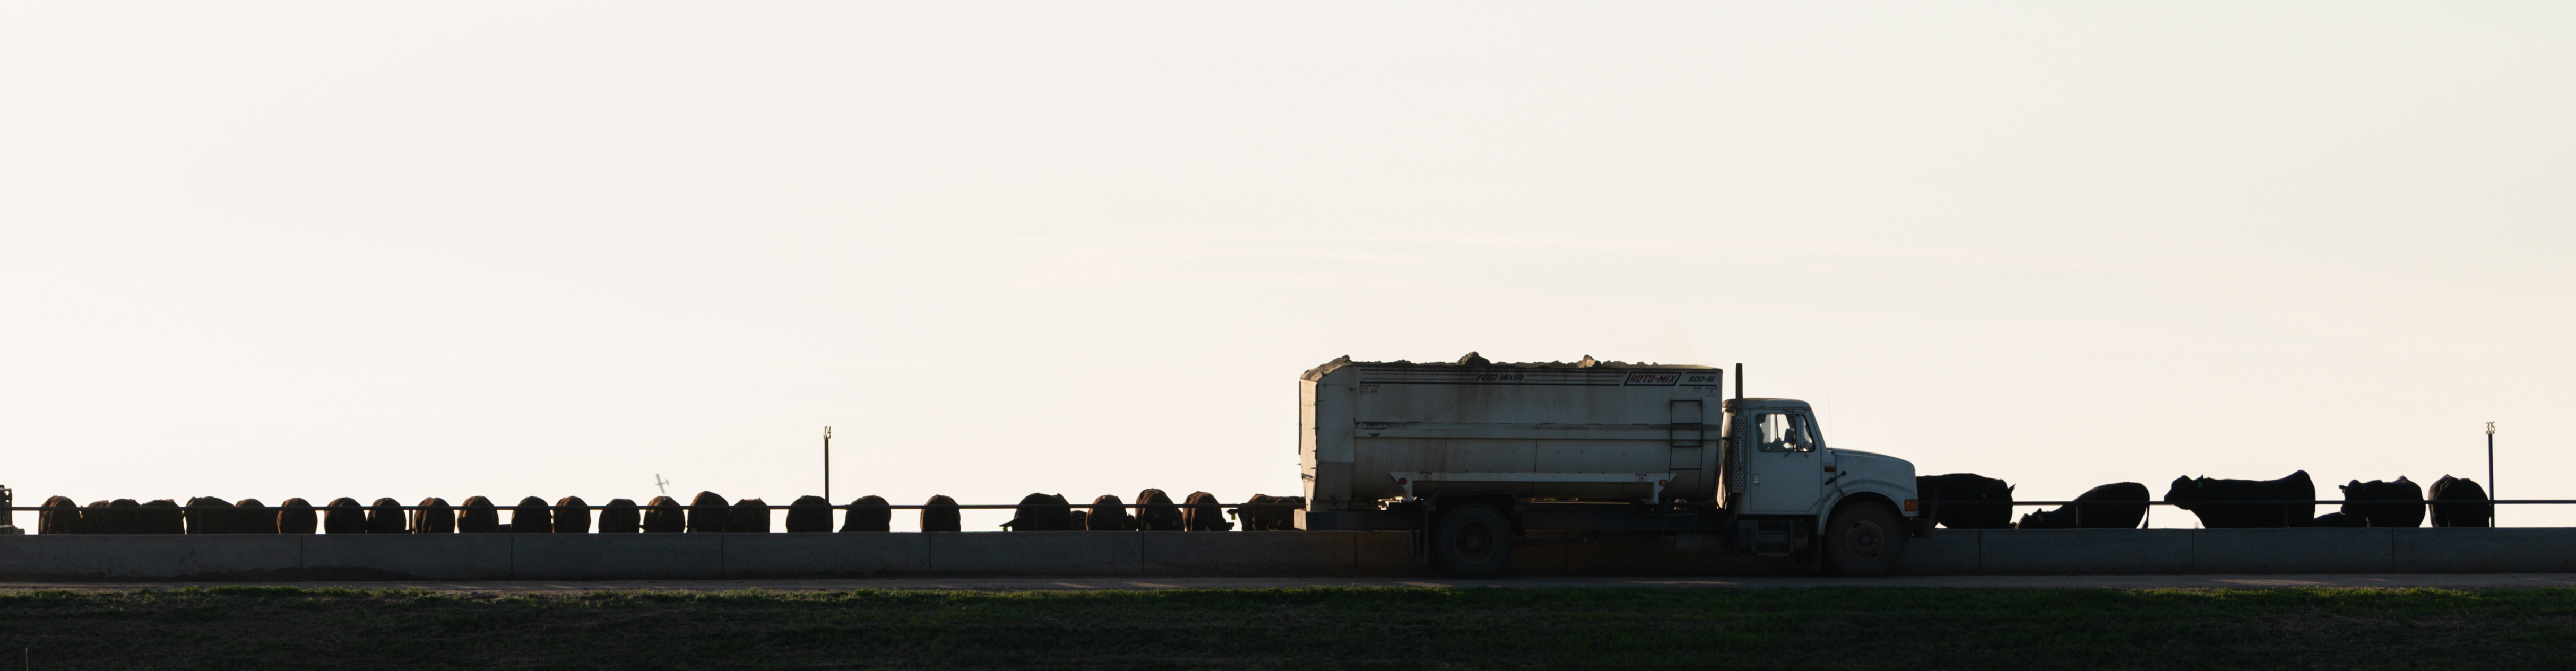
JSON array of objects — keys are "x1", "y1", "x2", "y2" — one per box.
[{"x1": 0, "y1": 585, "x2": 2570, "y2": 670}]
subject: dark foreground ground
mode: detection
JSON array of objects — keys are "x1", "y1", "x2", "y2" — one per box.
[
  {"x1": 15, "y1": 572, "x2": 2576, "y2": 592},
  {"x1": 2, "y1": 585, "x2": 2572, "y2": 670}
]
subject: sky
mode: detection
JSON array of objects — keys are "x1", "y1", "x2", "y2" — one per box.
[{"x1": 4, "y1": 3, "x2": 2572, "y2": 530}]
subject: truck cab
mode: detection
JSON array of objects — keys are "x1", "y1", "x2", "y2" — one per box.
[{"x1": 1294, "y1": 355, "x2": 1922, "y2": 578}]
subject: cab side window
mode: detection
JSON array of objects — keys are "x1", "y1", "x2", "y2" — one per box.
[{"x1": 1755, "y1": 413, "x2": 1817, "y2": 453}]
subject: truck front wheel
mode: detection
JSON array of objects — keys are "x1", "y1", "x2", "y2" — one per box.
[
  {"x1": 1822, "y1": 500, "x2": 1907, "y2": 577},
  {"x1": 1431, "y1": 504, "x2": 1513, "y2": 579}
]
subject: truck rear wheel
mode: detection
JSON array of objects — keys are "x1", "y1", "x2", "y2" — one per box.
[
  {"x1": 1822, "y1": 500, "x2": 1906, "y2": 577},
  {"x1": 1431, "y1": 504, "x2": 1513, "y2": 579}
]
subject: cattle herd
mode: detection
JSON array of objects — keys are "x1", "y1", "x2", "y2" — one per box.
[
  {"x1": 30, "y1": 490, "x2": 1311, "y2": 535},
  {"x1": 27, "y1": 472, "x2": 2503, "y2": 534},
  {"x1": 1915, "y1": 471, "x2": 2499, "y2": 529}
]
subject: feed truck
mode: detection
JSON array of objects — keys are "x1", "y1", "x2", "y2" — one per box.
[{"x1": 1294, "y1": 354, "x2": 1929, "y2": 578}]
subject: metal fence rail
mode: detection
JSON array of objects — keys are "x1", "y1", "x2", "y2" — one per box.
[
  {"x1": 3, "y1": 500, "x2": 2561, "y2": 512},
  {"x1": 3, "y1": 503, "x2": 1309, "y2": 512},
  {"x1": 1920, "y1": 500, "x2": 2568, "y2": 507}
]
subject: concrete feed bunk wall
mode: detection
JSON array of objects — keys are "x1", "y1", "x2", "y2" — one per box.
[
  {"x1": 0, "y1": 529, "x2": 2570, "y2": 581},
  {"x1": 1895, "y1": 528, "x2": 2576, "y2": 575}
]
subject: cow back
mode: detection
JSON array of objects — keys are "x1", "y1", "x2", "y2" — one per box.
[
  {"x1": 1915, "y1": 474, "x2": 2015, "y2": 530},
  {"x1": 1182, "y1": 492, "x2": 1233, "y2": 531},
  {"x1": 1007, "y1": 493, "x2": 1073, "y2": 532},
  {"x1": 1134, "y1": 489, "x2": 1183, "y2": 531},
  {"x1": 2340, "y1": 477, "x2": 2426, "y2": 528},
  {"x1": 773, "y1": 493, "x2": 824, "y2": 529},
  {"x1": 455, "y1": 496, "x2": 502, "y2": 533},
  {"x1": 920, "y1": 495, "x2": 961, "y2": 533},
  {"x1": 413, "y1": 498, "x2": 456, "y2": 534},
  {"x1": 40, "y1": 496, "x2": 83, "y2": 534},
  {"x1": 138, "y1": 500, "x2": 185, "y2": 534},
  {"x1": 1086, "y1": 495, "x2": 1135, "y2": 531},
  {"x1": 729, "y1": 498, "x2": 771, "y2": 533},
  {"x1": 640, "y1": 496, "x2": 685, "y2": 533},
  {"x1": 554, "y1": 496, "x2": 592, "y2": 533},
  {"x1": 276, "y1": 498, "x2": 318, "y2": 534},
  {"x1": 2070, "y1": 482, "x2": 2150, "y2": 529},
  {"x1": 1244, "y1": 494, "x2": 1307, "y2": 531},
  {"x1": 324, "y1": 498, "x2": 368, "y2": 534},
  {"x1": 839, "y1": 495, "x2": 890, "y2": 533},
  {"x1": 783, "y1": 495, "x2": 832, "y2": 533},
  {"x1": 38, "y1": 496, "x2": 82, "y2": 534},
  {"x1": 509, "y1": 496, "x2": 551, "y2": 533},
  {"x1": 2164, "y1": 470, "x2": 2314, "y2": 528},
  {"x1": 2016, "y1": 507, "x2": 2078, "y2": 529},
  {"x1": 232, "y1": 499, "x2": 275, "y2": 534},
  {"x1": 686, "y1": 491, "x2": 728, "y2": 533},
  {"x1": 185, "y1": 496, "x2": 236, "y2": 534},
  {"x1": 2430, "y1": 476, "x2": 2493, "y2": 527},
  {"x1": 82, "y1": 501, "x2": 115, "y2": 535},
  {"x1": 598, "y1": 499, "x2": 642, "y2": 533},
  {"x1": 368, "y1": 498, "x2": 410, "y2": 534}
]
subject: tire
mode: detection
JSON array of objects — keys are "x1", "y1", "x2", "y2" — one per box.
[
  {"x1": 1822, "y1": 500, "x2": 1907, "y2": 577},
  {"x1": 1431, "y1": 503, "x2": 1514, "y2": 579}
]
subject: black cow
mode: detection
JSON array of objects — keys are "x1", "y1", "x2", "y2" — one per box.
[
  {"x1": 2164, "y1": 470, "x2": 2315, "y2": 528},
  {"x1": 1086, "y1": 495, "x2": 1136, "y2": 531},
  {"x1": 598, "y1": 499, "x2": 641, "y2": 533},
  {"x1": 641, "y1": 495, "x2": 684, "y2": 533},
  {"x1": 234, "y1": 499, "x2": 274, "y2": 534},
  {"x1": 324, "y1": 498, "x2": 368, "y2": 534},
  {"x1": 920, "y1": 495, "x2": 961, "y2": 533},
  {"x1": 1182, "y1": 492, "x2": 1234, "y2": 531},
  {"x1": 139, "y1": 499, "x2": 185, "y2": 534},
  {"x1": 1068, "y1": 509, "x2": 1089, "y2": 530},
  {"x1": 2430, "y1": 476, "x2": 2492, "y2": 527},
  {"x1": 277, "y1": 498, "x2": 318, "y2": 534},
  {"x1": 511, "y1": 496, "x2": 551, "y2": 533},
  {"x1": 184, "y1": 496, "x2": 236, "y2": 534},
  {"x1": 2341, "y1": 477, "x2": 2425, "y2": 528},
  {"x1": 456, "y1": 496, "x2": 502, "y2": 533},
  {"x1": 368, "y1": 498, "x2": 410, "y2": 534},
  {"x1": 81, "y1": 501, "x2": 113, "y2": 535},
  {"x1": 1134, "y1": 490, "x2": 1182, "y2": 531},
  {"x1": 2015, "y1": 482, "x2": 2150, "y2": 529},
  {"x1": 39, "y1": 496, "x2": 81, "y2": 534},
  {"x1": 1916, "y1": 474, "x2": 2016, "y2": 530},
  {"x1": 1001, "y1": 493, "x2": 1073, "y2": 531},
  {"x1": 1230, "y1": 494, "x2": 1303, "y2": 531},
  {"x1": 413, "y1": 498, "x2": 456, "y2": 533},
  {"x1": 2313, "y1": 511, "x2": 2367, "y2": 527},
  {"x1": 686, "y1": 491, "x2": 728, "y2": 533},
  {"x1": 554, "y1": 496, "x2": 592, "y2": 533},
  {"x1": 839, "y1": 495, "x2": 890, "y2": 533},
  {"x1": 80, "y1": 500, "x2": 113, "y2": 535},
  {"x1": 784, "y1": 495, "x2": 832, "y2": 533},
  {"x1": 729, "y1": 498, "x2": 771, "y2": 533}
]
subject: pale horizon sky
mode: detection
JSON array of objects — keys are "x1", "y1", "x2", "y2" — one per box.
[{"x1": 5, "y1": 3, "x2": 2572, "y2": 530}]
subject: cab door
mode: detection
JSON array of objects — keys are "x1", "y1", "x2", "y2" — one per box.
[{"x1": 1739, "y1": 411, "x2": 1825, "y2": 513}]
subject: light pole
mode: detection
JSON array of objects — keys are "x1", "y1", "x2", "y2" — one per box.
[
  {"x1": 824, "y1": 426, "x2": 834, "y2": 502},
  {"x1": 2486, "y1": 421, "x2": 2496, "y2": 526}
]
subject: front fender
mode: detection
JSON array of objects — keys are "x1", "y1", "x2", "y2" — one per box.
[{"x1": 1823, "y1": 477, "x2": 1920, "y2": 521}]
